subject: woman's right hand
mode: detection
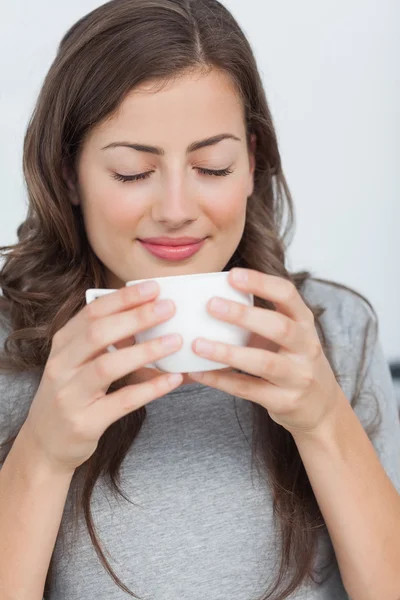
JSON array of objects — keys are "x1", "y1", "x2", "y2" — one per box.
[{"x1": 21, "y1": 281, "x2": 183, "y2": 474}]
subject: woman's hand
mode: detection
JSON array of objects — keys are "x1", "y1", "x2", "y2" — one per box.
[
  {"x1": 22, "y1": 282, "x2": 183, "y2": 474},
  {"x1": 190, "y1": 268, "x2": 344, "y2": 436}
]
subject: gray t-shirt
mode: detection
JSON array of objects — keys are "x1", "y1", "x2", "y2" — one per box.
[{"x1": 1, "y1": 278, "x2": 400, "y2": 600}]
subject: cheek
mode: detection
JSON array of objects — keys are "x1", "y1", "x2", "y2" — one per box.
[
  {"x1": 82, "y1": 179, "x2": 143, "y2": 234},
  {"x1": 206, "y1": 180, "x2": 247, "y2": 227},
  {"x1": 100, "y1": 197, "x2": 141, "y2": 230}
]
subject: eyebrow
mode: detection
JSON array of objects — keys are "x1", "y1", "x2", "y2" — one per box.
[{"x1": 101, "y1": 133, "x2": 241, "y2": 155}]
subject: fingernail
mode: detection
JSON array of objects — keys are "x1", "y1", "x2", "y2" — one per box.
[
  {"x1": 138, "y1": 281, "x2": 158, "y2": 296},
  {"x1": 189, "y1": 371, "x2": 204, "y2": 380},
  {"x1": 168, "y1": 373, "x2": 183, "y2": 386},
  {"x1": 154, "y1": 299, "x2": 174, "y2": 316},
  {"x1": 210, "y1": 297, "x2": 229, "y2": 314},
  {"x1": 195, "y1": 339, "x2": 214, "y2": 355},
  {"x1": 161, "y1": 333, "x2": 181, "y2": 348},
  {"x1": 232, "y1": 269, "x2": 248, "y2": 283}
]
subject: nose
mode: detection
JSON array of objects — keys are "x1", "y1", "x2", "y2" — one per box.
[{"x1": 151, "y1": 171, "x2": 200, "y2": 227}]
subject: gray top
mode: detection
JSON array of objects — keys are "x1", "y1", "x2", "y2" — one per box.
[{"x1": 1, "y1": 278, "x2": 400, "y2": 600}]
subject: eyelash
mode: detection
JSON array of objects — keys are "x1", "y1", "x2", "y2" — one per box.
[{"x1": 112, "y1": 167, "x2": 233, "y2": 183}]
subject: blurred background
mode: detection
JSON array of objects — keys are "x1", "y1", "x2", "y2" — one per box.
[{"x1": 0, "y1": 0, "x2": 399, "y2": 400}]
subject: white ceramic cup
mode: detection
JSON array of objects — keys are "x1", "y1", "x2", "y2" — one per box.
[{"x1": 85, "y1": 271, "x2": 253, "y2": 373}]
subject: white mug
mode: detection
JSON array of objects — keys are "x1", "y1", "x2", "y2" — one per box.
[{"x1": 85, "y1": 271, "x2": 253, "y2": 373}]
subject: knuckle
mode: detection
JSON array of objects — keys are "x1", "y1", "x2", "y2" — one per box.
[
  {"x1": 68, "y1": 416, "x2": 86, "y2": 438},
  {"x1": 285, "y1": 390, "x2": 302, "y2": 412},
  {"x1": 152, "y1": 375, "x2": 171, "y2": 397},
  {"x1": 277, "y1": 316, "x2": 293, "y2": 340},
  {"x1": 45, "y1": 358, "x2": 61, "y2": 383},
  {"x1": 259, "y1": 353, "x2": 275, "y2": 378},
  {"x1": 216, "y1": 341, "x2": 231, "y2": 363},
  {"x1": 301, "y1": 321, "x2": 314, "y2": 336},
  {"x1": 86, "y1": 323, "x2": 104, "y2": 348},
  {"x1": 143, "y1": 339, "x2": 159, "y2": 363},
  {"x1": 120, "y1": 285, "x2": 137, "y2": 306},
  {"x1": 298, "y1": 367, "x2": 314, "y2": 388},
  {"x1": 86, "y1": 302, "x2": 100, "y2": 322},
  {"x1": 52, "y1": 328, "x2": 65, "y2": 350},
  {"x1": 93, "y1": 355, "x2": 112, "y2": 380},
  {"x1": 118, "y1": 387, "x2": 137, "y2": 414},
  {"x1": 232, "y1": 301, "x2": 247, "y2": 322},
  {"x1": 260, "y1": 274, "x2": 271, "y2": 295},
  {"x1": 126, "y1": 309, "x2": 140, "y2": 333},
  {"x1": 282, "y1": 280, "x2": 297, "y2": 303},
  {"x1": 140, "y1": 302, "x2": 156, "y2": 324},
  {"x1": 305, "y1": 307, "x2": 315, "y2": 323},
  {"x1": 53, "y1": 389, "x2": 86, "y2": 436},
  {"x1": 234, "y1": 376, "x2": 251, "y2": 399},
  {"x1": 308, "y1": 339, "x2": 322, "y2": 361},
  {"x1": 54, "y1": 386, "x2": 69, "y2": 407}
]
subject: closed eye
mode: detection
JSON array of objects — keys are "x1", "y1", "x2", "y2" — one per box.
[{"x1": 112, "y1": 167, "x2": 233, "y2": 183}]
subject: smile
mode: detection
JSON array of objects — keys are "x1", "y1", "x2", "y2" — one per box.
[{"x1": 138, "y1": 239, "x2": 206, "y2": 261}]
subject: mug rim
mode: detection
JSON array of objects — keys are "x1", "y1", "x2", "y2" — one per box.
[{"x1": 126, "y1": 271, "x2": 229, "y2": 286}]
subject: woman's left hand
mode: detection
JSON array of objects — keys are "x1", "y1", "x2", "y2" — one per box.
[{"x1": 190, "y1": 268, "x2": 345, "y2": 436}]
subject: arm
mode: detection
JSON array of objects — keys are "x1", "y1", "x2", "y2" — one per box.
[
  {"x1": 187, "y1": 271, "x2": 400, "y2": 597},
  {"x1": 292, "y1": 333, "x2": 400, "y2": 600},
  {"x1": 0, "y1": 424, "x2": 74, "y2": 600}
]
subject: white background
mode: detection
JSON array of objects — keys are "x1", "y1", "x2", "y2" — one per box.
[{"x1": 1, "y1": 1, "x2": 399, "y2": 361}]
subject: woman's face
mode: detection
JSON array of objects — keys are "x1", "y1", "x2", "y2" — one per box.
[{"x1": 67, "y1": 69, "x2": 256, "y2": 288}]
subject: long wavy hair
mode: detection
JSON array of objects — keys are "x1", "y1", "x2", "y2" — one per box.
[{"x1": 0, "y1": 0, "x2": 380, "y2": 598}]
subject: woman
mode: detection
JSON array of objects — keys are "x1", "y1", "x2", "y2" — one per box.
[{"x1": 0, "y1": 0, "x2": 399, "y2": 598}]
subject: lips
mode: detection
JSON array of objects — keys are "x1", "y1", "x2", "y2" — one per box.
[
  {"x1": 138, "y1": 238, "x2": 206, "y2": 261},
  {"x1": 139, "y1": 236, "x2": 204, "y2": 246}
]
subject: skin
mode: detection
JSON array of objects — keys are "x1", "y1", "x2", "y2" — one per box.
[{"x1": 64, "y1": 68, "x2": 258, "y2": 385}]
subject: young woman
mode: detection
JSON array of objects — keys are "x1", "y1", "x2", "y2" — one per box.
[{"x1": 0, "y1": 1, "x2": 399, "y2": 599}]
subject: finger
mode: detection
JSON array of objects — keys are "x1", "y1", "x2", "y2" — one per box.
[
  {"x1": 193, "y1": 338, "x2": 303, "y2": 386},
  {"x1": 190, "y1": 369, "x2": 268, "y2": 402},
  {"x1": 52, "y1": 281, "x2": 160, "y2": 351},
  {"x1": 88, "y1": 371, "x2": 184, "y2": 431},
  {"x1": 207, "y1": 298, "x2": 315, "y2": 354},
  {"x1": 191, "y1": 369, "x2": 309, "y2": 420},
  {"x1": 53, "y1": 297, "x2": 176, "y2": 372},
  {"x1": 65, "y1": 333, "x2": 183, "y2": 403},
  {"x1": 228, "y1": 269, "x2": 313, "y2": 324}
]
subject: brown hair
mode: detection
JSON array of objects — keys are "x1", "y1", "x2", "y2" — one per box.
[{"x1": 0, "y1": 0, "x2": 380, "y2": 598}]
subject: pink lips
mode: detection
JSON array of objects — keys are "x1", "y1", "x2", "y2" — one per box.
[{"x1": 138, "y1": 239, "x2": 206, "y2": 261}]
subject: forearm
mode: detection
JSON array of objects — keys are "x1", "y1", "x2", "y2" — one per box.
[
  {"x1": 292, "y1": 391, "x2": 400, "y2": 600},
  {"x1": 0, "y1": 424, "x2": 74, "y2": 600}
]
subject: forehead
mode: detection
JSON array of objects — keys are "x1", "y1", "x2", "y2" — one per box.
[{"x1": 92, "y1": 69, "x2": 246, "y2": 146}]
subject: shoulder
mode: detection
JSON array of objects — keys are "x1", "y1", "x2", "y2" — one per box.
[
  {"x1": 300, "y1": 277, "x2": 381, "y2": 399},
  {"x1": 301, "y1": 276, "x2": 377, "y2": 340},
  {"x1": 301, "y1": 279, "x2": 400, "y2": 493},
  {"x1": 0, "y1": 311, "x2": 41, "y2": 443}
]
